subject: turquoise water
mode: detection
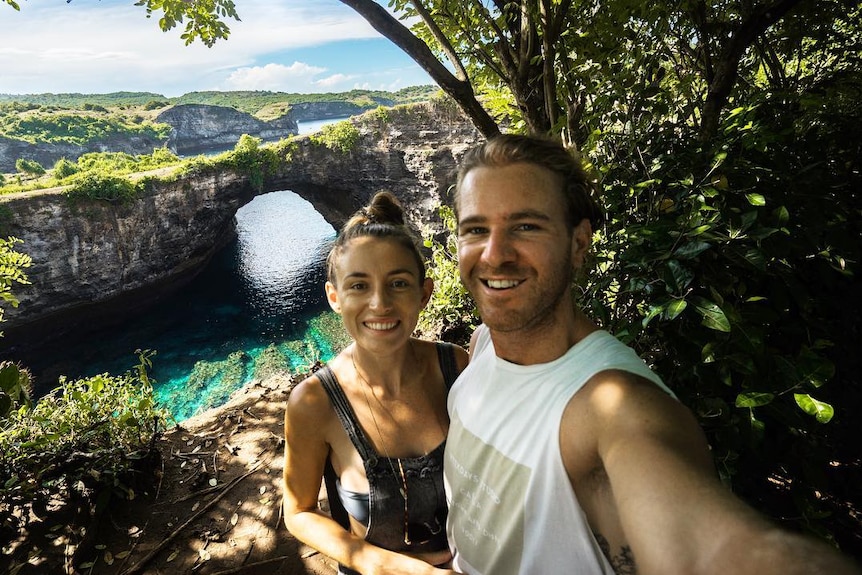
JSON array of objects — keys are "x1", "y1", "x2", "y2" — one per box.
[{"x1": 23, "y1": 191, "x2": 350, "y2": 422}]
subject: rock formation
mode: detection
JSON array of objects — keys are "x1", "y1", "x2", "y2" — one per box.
[
  {"x1": 0, "y1": 101, "x2": 382, "y2": 172},
  {"x1": 0, "y1": 101, "x2": 479, "y2": 353},
  {"x1": 155, "y1": 104, "x2": 299, "y2": 155}
]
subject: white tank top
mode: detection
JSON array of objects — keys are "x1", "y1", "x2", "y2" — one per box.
[{"x1": 444, "y1": 325, "x2": 674, "y2": 574}]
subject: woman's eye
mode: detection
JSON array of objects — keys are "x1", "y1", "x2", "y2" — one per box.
[{"x1": 349, "y1": 282, "x2": 366, "y2": 291}]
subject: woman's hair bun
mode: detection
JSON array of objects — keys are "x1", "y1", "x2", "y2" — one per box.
[{"x1": 362, "y1": 190, "x2": 405, "y2": 226}]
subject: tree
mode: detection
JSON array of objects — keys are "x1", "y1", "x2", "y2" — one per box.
[{"x1": 37, "y1": 1, "x2": 836, "y2": 143}]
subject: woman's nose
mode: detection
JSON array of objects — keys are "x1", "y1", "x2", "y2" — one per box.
[{"x1": 369, "y1": 286, "x2": 392, "y2": 310}]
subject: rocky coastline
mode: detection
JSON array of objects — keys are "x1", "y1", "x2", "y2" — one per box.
[{"x1": 0, "y1": 100, "x2": 480, "y2": 361}]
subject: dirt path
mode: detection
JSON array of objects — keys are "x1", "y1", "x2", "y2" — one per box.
[{"x1": 87, "y1": 375, "x2": 337, "y2": 575}]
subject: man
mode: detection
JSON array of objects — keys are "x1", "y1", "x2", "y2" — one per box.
[{"x1": 443, "y1": 134, "x2": 859, "y2": 574}]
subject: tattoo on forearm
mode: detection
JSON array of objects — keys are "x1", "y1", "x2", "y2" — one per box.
[{"x1": 594, "y1": 533, "x2": 638, "y2": 575}]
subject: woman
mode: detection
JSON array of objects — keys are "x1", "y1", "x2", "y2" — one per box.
[{"x1": 283, "y1": 191, "x2": 469, "y2": 575}]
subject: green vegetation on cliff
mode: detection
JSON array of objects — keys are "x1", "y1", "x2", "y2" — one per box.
[{"x1": 0, "y1": 108, "x2": 171, "y2": 145}]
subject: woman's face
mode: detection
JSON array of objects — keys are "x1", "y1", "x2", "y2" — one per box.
[{"x1": 326, "y1": 236, "x2": 432, "y2": 352}]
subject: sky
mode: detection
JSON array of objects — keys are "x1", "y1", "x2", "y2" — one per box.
[{"x1": 0, "y1": 0, "x2": 434, "y2": 97}]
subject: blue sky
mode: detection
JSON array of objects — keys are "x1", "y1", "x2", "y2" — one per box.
[{"x1": 0, "y1": 0, "x2": 433, "y2": 96}]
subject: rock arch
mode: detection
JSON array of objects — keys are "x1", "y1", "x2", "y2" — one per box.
[{"x1": 0, "y1": 103, "x2": 479, "y2": 352}]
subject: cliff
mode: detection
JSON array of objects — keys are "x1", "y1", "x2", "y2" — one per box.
[
  {"x1": 155, "y1": 104, "x2": 299, "y2": 155},
  {"x1": 0, "y1": 101, "x2": 378, "y2": 172},
  {"x1": 0, "y1": 101, "x2": 479, "y2": 351}
]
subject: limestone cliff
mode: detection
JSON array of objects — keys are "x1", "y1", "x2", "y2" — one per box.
[
  {"x1": 155, "y1": 104, "x2": 299, "y2": 155},
  {"x1": 0, "y1": 101, "x2": 479, "y2": 351}
]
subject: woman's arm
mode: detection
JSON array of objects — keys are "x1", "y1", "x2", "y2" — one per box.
[{"x1": 282, "y1": 376, "x2": 456, "y2": 575}]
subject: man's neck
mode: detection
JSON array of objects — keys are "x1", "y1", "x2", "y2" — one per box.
[{"x1": 489, "y1": 306, "x2": 599, "y2": 366}]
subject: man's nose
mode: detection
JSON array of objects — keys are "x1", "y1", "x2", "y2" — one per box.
[{"x1": 481, "y1": 229, "x2": 516, "y2": 266}]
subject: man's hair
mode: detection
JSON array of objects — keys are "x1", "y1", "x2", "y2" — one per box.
[
  {"x1": 326, "y1": 190, "x2": 426, "y2": 285},
  {"x1": 454, "y1": 134, "x2": 605, "y2": 230}
]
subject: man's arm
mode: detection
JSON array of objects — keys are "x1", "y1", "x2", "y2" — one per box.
[{"x1": 561, "y1": 370, "x2": 860, "y2": 575}]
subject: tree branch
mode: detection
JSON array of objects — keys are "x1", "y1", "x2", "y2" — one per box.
[
  {"x1": 700, "y1": 0, "x2": 802, "y2": 140},
  {"x1": 338, "y1": 0, "x2": 499, "y2": 138}
]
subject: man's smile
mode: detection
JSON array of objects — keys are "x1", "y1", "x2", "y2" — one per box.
[{"x1": 484, "y1": 279, "x2": 522, "y2": 290}]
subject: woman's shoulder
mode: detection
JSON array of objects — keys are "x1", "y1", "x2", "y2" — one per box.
[
  {"x1": 286, "y1": 367, "x2": 337, "y2": 421},
  {"x1": 412, "y1": 337, "x2": 470, "y2": 374}
]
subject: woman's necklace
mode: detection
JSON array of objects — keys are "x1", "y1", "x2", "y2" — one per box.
[{"x1": 351, "y1": 349, "x2": 413, "y2": 545}]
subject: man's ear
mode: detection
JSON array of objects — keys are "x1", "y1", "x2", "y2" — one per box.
[
  {"x1": 571, "y1": 219, "x2": 593, "y2": 270},
  {"x1": 325, "y1": 281, "x2": 341, "y2": 313}
]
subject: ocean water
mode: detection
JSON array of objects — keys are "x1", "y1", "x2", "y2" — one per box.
[
  {"x1": 23, "y1": 190, "x2": 348, "y2": 422},
  {"x1": 297, "y1": 116, "x2": 352, "y2": 135}
]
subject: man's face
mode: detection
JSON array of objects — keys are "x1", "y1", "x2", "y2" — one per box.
[{"x1": 456, "y1": 162, "x2": 576, "y2": 334}]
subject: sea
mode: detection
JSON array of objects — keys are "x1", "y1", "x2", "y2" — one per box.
[{"x1": 17, "y1": 117, "x2": 353, "y2": 422}]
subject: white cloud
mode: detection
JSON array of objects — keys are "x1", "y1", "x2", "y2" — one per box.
[
  {"x1": 0, "y1": 1, "x2": 410, "y2": 96},
  {"x1": 222, "y1": 62, "x2": 329, "y2": 92},
  {"x1": 314, "y1": 73, "x2": 358, "y2": 90}
]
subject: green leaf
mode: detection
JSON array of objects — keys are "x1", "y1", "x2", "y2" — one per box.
[
  {"x1": 736, "y1": 392, "x2": 774, "y2": 407},
  {"x1": 686, "y1": 224, "x2": 712, "y2": 237},
  {"x1": 745, "y1": 193, "x2": 766, "y2": 206},
  {"x1": 794, "y1": 394, "x2": 834, "y2": 423},
  {"x1": 673, "y1": 241, "x2": 711, "y2": 260},
  {"x1": 797, "y1": 348, "x2": 835, "y2": 388},
  {"x1": 666, "y1": 299, "x2": 687, "y2": 320},
  {"x1": 690, "y1": 296, "x2": 731, "y2": 332}
]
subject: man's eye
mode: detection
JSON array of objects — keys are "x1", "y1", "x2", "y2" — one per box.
[
  {"x1": 516, "y1": 223, "x2": 539, "y2": 231},
  {"x1": 460, "y1": 227, "x2": 486, "y2": 236},
  {"x1": 392, "y1": 279, "x2": 409, "y2": 288}
]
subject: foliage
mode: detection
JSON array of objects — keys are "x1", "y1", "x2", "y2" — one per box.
[
  {"x1": 308, "y1": 120, "x2": 360, "y2": 154},
  {"x1": 0, "y1": 361, "x2": 31, "y2": 420},
  {"x1": 0, "y1": 236, "x2": 31, "y2": 326},
  {"x1": 52, "y1": 157, "x2": 78, "y2": 179},
  {"x1": 0, "y1": 88, "x2": 437, "y2": 111},
  {"x1": 14, "y1": 158, "x2": 44, "y2": 176},
  {"x1": 64, "y1": 172, "x2": 143, "y2": 204},
  {"x1": 1, "y1": 148, "x2": 182, "y2": 196},
  {"x1": 577, "y1": 69, "x2": 861, "y2": 542},
  {"x1": 419, "y1": 204, "x2": 476, "y2": 345},
  {"x1": 226, "y1": 134, "x2": 280, "y2": 191},
  {"x1": 0, "y1": 109, "x2": 171, "y2": 145},
  {"x1": 0, "y1": 351, "x2": 167, "y2": 530},
  {"x1": 135, "y1": 0, "x2": 239, "y2": 47}
]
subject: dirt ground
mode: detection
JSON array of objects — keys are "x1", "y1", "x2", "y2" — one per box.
[{"x1": 4, "y1": 374, "x2": 339, "y2": 575}]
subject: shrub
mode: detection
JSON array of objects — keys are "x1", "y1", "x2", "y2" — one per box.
[
  {"x1": 64, "y1": 172, "x2": 142, "y2": 204},
  {"x1": 227, "y1": 134, "x2": 279, "y2": 191},
  {"x1": 52, "y1": 157, "x2": 78, "y2": 179},
  {"x1": 419, "y1": 204, "x2": 477, "y2": 345},
  {"x1": 309, "y1": 120, "x2": 360, "y2": 154},
  {"x1": 15, "y1": 158, "x2": 45, "y2": 176},
  {"x1": 0, "y1": 236, "x2": 32, "y2": 327},
  {"x1": 0, "y1": 352, "x2": 167, "y2": 530}
]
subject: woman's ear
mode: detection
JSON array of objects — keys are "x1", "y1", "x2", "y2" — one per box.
[
  {"x1": 325, "y1": 281, "x2": 341, "y2": 313},
  {"x1": 570, "y1": 219, "x2": 593, "y2": 270},
  {"x1": 420, "y1": 277, "x2": 434, "y2": 308}
]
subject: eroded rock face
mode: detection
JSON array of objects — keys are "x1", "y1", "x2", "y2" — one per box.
[
  {"x1": 0, "y1": 102, "x2": 480, "y2": 347},
  {"x1": 155, "y1": 104, "x2": 299, "y2": 155}
]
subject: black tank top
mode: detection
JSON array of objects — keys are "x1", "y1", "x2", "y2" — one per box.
[{"x1": 319, "y1": 342, "x2": 459, "y2": 570}]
